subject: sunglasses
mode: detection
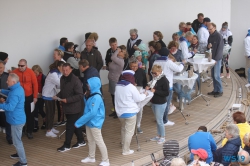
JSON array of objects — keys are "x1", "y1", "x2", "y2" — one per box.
[
  {"x1": 151, "y1": 72, "x2": 157, "y2": 75},
  {"x1": 18, "y1": 65, "x2": 25, "y2": 67}
]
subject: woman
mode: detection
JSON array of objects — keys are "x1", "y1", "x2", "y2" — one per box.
[
  {"x1": 189, "y1": 35, "x2": 200, "y2": 52},
  {"x1": 31, "y1": 65, "x2": 46, "y2": 132},
  {"x1": 53, "y1": 48, "x2": 66, "y2": 62},
  {"x1": 88, "y1": 32, "x2": 99, "y2": 49},
  {"x1": 148, "y1": 41, "x2": 162, "y2": 80},
  {"x1": 42, "y1": 60, "x2": 64, "y2": 137},
  {"x1": 153, "y1": 31, "x2": 166, "y2": 48},
  {"x1": 243, "y1": 133, "x2": 250, "y2": 154},
  {"x1": 147, "y1": 65, "x2": 169, "y2": 144},
  {"x1": 67, "y1": 51, "x2": 81, "y2": 77},
  {"x1": 188, "y1": 149, "x2": 209, "y2": 166},
  {"x1": 115, "y1": 70, "x2": 147, "y2": 155},
  {"x1": 222, "y1": 111, "x2": 250, "y2": 148},
  {"x1": 108, "y1": 46, "x2": 126, "y2": 118},
  {"x1": 214, "y1": 124, "x2": 241, "y2": 166},
  {"x1": 219, "y1": 22, "x2": 233, "y2": 79}
]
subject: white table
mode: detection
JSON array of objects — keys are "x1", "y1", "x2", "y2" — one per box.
[
  {"x1": 173, "y1": 72, "x2": 198, "y2": 124},
  {"x1": 187, "y1": 58, "x2": 216, "y2": 106}
]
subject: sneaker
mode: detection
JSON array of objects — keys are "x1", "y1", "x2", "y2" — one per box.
[
  {"x1": 27, "y1": 133, "x2": 33, "y2": 139},
  {"x1": 99, "y1": 161, "x2": 110, "y2": 166},
  {"x1": 207, "y1": 91, "x2": 216, "y2": 95},
  {"x1": 164, "y1": 121, "x2": 175, "y2": 126},
  {"x1": 113, "y1": 114, "x2": 118, "y2": 119},
  {"x1": 157, "y1": 137, "x2": 166, "y2": 144},
  {"x1": 226, "y1": 73, "x2": 230, "y2": 79},
  {"x1": 46, "y1": 131, "x2": 57, "y2": 138},
  {"x1": 201, "y1": 77, "x2": 205, "y2": 83},
  {"x1": 150, "y1": 136, "x2": 160, "y2": 142},
  {"x1": 122, "y1": 150, "x2": 134, "y2": 155},
  {"x1": 109, "y1": 112, "x2": 116, "y2": 117},
  {"x1": 72, "y1": 141, "x2": 86, "y2": 148},
  {"x1": 168, "y1": 105, "x2": 176, "y2": 115},
  {"x1": 81, "y1": 157, "x2": 96, "y2": 163},
  {"x1": 176, "y1": 98, "x2": 180, "y2": 102},
  {"x1": 57, "y1": 121, "x2": 66, "y2": 126},
  {"x1": 220, "y1": 74, "x2": 224, "y2": 78},
  {"x1": 57, "y1": 145, "x2": 71, "y2": 152},
  {"x1": 214, "y1": 92, "x2": 223, "y2": 98},
  {"x1": 33, "y1": 127, "x2": 38, "y2": 132},
  {"x1": 52, "y1": 128, "x2": 59, "y2": 134},
  {"x1": 146, "y1": 102, "x2": 152, "y2": 107},
  {"x1": 204, "y1": 76, "x2": 211, "y2": 81},
  {"x1": 8, "y1": 139, "x2": 13, "y2": 145},
  {"x1": 110, "y1": 108, "x2": 114, "y2": 112},
  {"x1": 10, "y1": 153, "x2": 19, "y2": 159},
  {"x1": 137, "y1": 127, "x2": 143, "y2": 134},
  {"x1": 41, "y1": 122, "x2": 46, "y2": 129},
  {"x1": 12, "y1": 161, "x2": 27, "y2": 166},
  {"x1": 245, "y1": 83, "x2": 250, "y2": 88},
  {"x1": 2, "y1": 128, "x2": 6, "y2": 133}
]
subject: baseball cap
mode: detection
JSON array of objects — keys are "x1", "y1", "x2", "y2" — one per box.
[{"x1": 191, "y1": 149, "x2": 208, "y2": 160}]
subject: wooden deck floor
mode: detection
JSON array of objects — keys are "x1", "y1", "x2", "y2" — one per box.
[{"x1": 0, "y1": 70, "x2": 243, "y2": 166}]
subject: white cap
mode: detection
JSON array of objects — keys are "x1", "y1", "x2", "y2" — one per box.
[{"x1": 122, "y1": 70, "x2": 135, "y2": 75}]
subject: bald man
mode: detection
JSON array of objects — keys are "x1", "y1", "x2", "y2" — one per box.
[
  {"x1": 238, "y1": 150, "x2": 250, "y2": 166},
  {"x1": 80, "y1": 39, "x2": 103, "y2": 72}
]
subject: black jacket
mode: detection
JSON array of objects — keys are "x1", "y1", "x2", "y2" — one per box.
[
  {"x1": 57, "y1": 72, "x2": 84, "y2": 114},
  {"x1": 81, "y1": 66, "x2": 100, "y2": 93},
  {"x1": 192, "y1": 19, "x2": 202, "y2": 33},
  {"x1": 208, "y1": 30, "x2": 224, "y2": 61},
  {"x1": 63, "y1": 51, "x2": 74, "y2": 62},
  {"x1": 127, "y1": 38, "x2": 142, "y2": 57},
  {"x1": 151, "y1": 76, "x2": 169, "y2": 104},
  {"x1": 81, "y1": 48, "x2": 103, "y2": 72},
  {"x1": 0, "y1": 72, "x2": 9, "y2": 99},
  {"x1": 157, "y1": 40, "x2": 166, "y2": 48},
  {"x1": 105, "y1": 48, "x2": 116, "y2": 67},
  {"x1": 134, "y1": 68, "x2": 147, "y2": 88}
]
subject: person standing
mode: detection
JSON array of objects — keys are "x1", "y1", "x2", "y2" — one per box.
[
  {"x1": 197, "y1": 17, "x2": 211, "y2": 53},
  {"x1": 207, "y1": 23, "x2": 224, "y2": 98},
  {"x1": 0, "y1": 52, "x2": 10, "y2": 72},
  {"x1": 54, "y1": 63, "x2": 85, "y2": 152},
  {"x1": 75, "y1": 77, "x2": 110, "y2": 166},
  {"x1": 80, "y1": 39, "x2": 103, "y2": 72},
  {"x1": 245, "y1": 28, "x2": 250, "y2": 88},
  {"x1": 13, "y1": 59, "x2": 38, "y2": 139},
  {"x1": 179, "y1": 31, "x2": 197, "y2": 60},
  {"x1": 58, "y1": 37, "x2": 68, "y2": 51},
  {"x1": 153, "y1": 31, "x2": 166, "y2": 48},
  {"x1": 0, "y1": 73, "x2": 27, "y2": 166},
  {"x1": 127, "y1": 29, "x2": 142, "y2": 57},
  {"x1": 192, "y1": 13, "x2": 204, "y2": 33},
  {"x1": 105, "y1": 37, "x2": 118, "y2": 70},
  {"x1": 63, "y1": 42, "x2": 75, "y2": 62}
]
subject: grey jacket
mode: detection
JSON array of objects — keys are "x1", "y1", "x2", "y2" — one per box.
[
  {"x1": 108, "y1": 50, "x2": 124, "y2": 82},
  {"x1": 57, "y1": 72, "x2": 83, "y2": 114},
  {"x1": 208, "y1": 30, "x2": 224, "y2": 61}
]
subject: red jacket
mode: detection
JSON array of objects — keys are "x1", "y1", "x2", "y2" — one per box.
[{"x1": 12, "y1": 68, "x2": 38, "y2": 98}]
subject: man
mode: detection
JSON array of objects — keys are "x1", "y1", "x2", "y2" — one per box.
[
  {"x1": 105, "y1": 37, "x2": 118, "y2": 70},
  {"x1": 129, "y1": 56, "x2": 147, "y2": 134},
  {"x1": 0, "y1": 52, "x2": 10, "y2": 72},
  {"x1": 188, "y1": 126, "x2": 217, "y2": 164},
  {"x1": 179, "y1": 31, "x2": 197, "y2": 60},
  {"x1": 58, "y1": 37, "x2": 68, "y2": 51},
  {"x1": 0, "y1": 73, "x2": 27, "y2": 166},
  {"x1": 81, "y1": 39, "x2": 103, "y2": 72},
  {"x1": 197, "y1": 17, "x2": 211, "y2": 53},
  {"x1": 127, "y1": 28, "x2": 142, "y2": 57},
  {"x1": 79, "y1": 59, "x2": 100, "y2": 94},
  {"x1": 238, "y1": 150, "x2": 250, "y2": 166},
  {"x1": 63, "y1": 42, "x2": 75, "y2": 62},
  {"x1": 176, "y1": 22, "x2": 187, "y2": 37},
  {"x1": 54, "y1": 63, "x2": 85, "y2": 152},
  {"x1": 245, "y1": 28, "x2": 250, "y2": 88},
  {"x1": 207, "y1": 23, "x2": 224, "y2": 98},
  {"x1": 13, "y1": 59, "x2": 38, "y2": 139},
  {"x1": 192, "y1": 13, "x2": 204, "y2": 33},
  {"x1": 0, "y1": 61, "x2": 12, "y2": 144}
]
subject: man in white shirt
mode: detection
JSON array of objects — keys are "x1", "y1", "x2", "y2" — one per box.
[
  {"x1": 245, "y1": 28, "x2": 250, "y2": 87},
  {"x1": 197, "y1": 17, "x2": 211, "y2": 53},
  {"x1": 179, "y1": 31, "x2": 197, "y2": 60}
]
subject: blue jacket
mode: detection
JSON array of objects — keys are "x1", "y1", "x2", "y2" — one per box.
[
  {"x1": 81, "y1": 66, "x2": 100, "y2": 93},
  {"x1": 0, "y1": 82, "x2": 26, "y2": 125},
  {"x1": 214, "y1": 136, "x2": 241, "y2": 166},
  {"x1": 75, "y1": 77, "x2": 105, "y2": 129},
  {"x1": 58, "y1": 45, "x2": 65, "y2": 51},
  {"x1": 188, "y1": 131, "x2": 217, "y2": 164}
]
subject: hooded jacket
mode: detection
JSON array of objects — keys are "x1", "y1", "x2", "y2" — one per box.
[
  {"x1": 207, "y1": 30, "x2": 224, "y2": 61},
  {"x1": 75, "y1": 77, "x2": 105, "y2": 129},
  {"x1": 81, "y1": 66, "x2": 100, "y2": 93},
  {"x1": 0, "y1": 82, "x2": 26, "y2": 125}
]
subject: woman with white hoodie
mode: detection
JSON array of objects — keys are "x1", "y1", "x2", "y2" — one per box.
[{"x1": 42, "y1": 60, "x2": 65, "y2": 137}]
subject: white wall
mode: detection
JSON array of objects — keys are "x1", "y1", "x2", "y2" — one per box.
[
  {"x1": 230, "y1": 0, "x2": 250, "y2": 70},
  {"x1": 0, "y1": 0, "x2": 230, "y2": 84}
]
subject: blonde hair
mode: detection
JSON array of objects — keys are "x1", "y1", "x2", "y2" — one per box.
[
  {"x1": 54, "y1": 48, "x2": 64, "y2": 58},
  {"x1": 179, "y1": 22, "x2": 186, "y2": 28},
  {"x1": 151, "y1": 64, "x2": 162, "y2": 73},
  {"x1": 32, "y1": 65, "x2": 43, "y2": 73},
  {"x1": 88, "y1": 32, "x2": 99, "y2": 41},
  {"x1": 243, "y1": 133, "x2": 250, "y2": 146},
  {"x1": 170, "y1": 158, "x2": 186, "y2": 166}
]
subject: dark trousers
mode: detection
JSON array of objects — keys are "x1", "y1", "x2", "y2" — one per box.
[
  {"x1": 0, "y1": 112, "x2": 6, "y2": 127},
  {"x1": 44, "y1": 100, "x2": 55, "y2": 130},
  {"x1": 64, "y1": 112, "x2": 84, "y2": 148},
  {"x1": 57, "y1": 101, "x2": 64, "y2": 122},
  {"x1": 24, "y1": 95, "x2": 34, "y2": 133},
  {"x1": 0, "y1": 112, "x2": 12, "y2": 141},
  {"x1": 34, "y1": 98, "x2": 46, "y2": 127},
  {"x1": 111, "y1": 94, "x2": 115, "y2": 107}
]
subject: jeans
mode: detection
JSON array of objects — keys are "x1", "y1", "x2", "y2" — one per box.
[
  {"x1": 64, "y1": 112, "x2": 84, "y2": 148},
  {"x1": 6, "y1": 121, "x2": 12, "y2": 141},
  {"x1": 173, "y1": 83, "x2": 192, "y2": 101},
  {"x1": 211, "y1": 59, "x2": 223, "y2": 93},
  {"x1": 163, "y1": 89, "x2": 173, "y2": 124},
  {"x1": 11, "y1": 124, "x2": 27, "y2": 164},
  {"x1": 192, "y1": 71, "x2": 200, "y2": 91},
  {"x1": 152, "y1": 103, "x2": 167, "y2": 137},
  {"x1": 248, "y1": 68, "x2": 250, "y2": 83}
]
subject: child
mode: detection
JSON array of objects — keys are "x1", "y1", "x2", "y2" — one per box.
[
  {"x1": 134, "y1": 51, "x2": 143, "y2": 69},
  {"x1": 32, "y1": 65, "x2": 46, "y2": 131},
  {"x1": 138, "y1": 43, "x2": 148, "y2": 72}
]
